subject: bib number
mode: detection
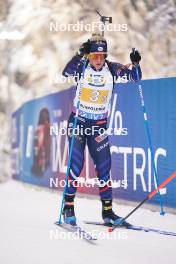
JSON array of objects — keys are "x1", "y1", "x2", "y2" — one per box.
[{"x1": 90, "y1": 91, "x2": 100, "y2": 102}]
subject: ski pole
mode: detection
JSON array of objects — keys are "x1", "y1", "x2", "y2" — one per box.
[
  {"x1": 57, "y1": 58, "x2": 87, "y2": 224},
  {"x1": 133, "y1": 48, "x2": 165, "y2": 215},
  {"x1": 108, "y1": 171, "x2": 176, "y2": 232}
]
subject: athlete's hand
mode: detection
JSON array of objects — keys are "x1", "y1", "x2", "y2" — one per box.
[
  {"x1": 130, "y1": 48, "x2": 141, "y2": 64},
  {"x1": 77, "y1": 40, "x2": 91, "y2": 57}
]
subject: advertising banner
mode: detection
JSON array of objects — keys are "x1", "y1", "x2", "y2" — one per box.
[{"x1": 12, "y1": 77, "x2": 176, "y2": 209}]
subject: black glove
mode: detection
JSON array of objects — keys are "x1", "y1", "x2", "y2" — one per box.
[
  {"x1": 130, "y1": 48, "x2": 141, "y2": 64},
  {"x1": 77, "y1": 40, "x2": 91, "y2": 57}
]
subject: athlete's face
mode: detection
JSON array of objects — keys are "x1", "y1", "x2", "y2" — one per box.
[{"x1": 88, "y1": 53, "x2": 106, "y2": 70}]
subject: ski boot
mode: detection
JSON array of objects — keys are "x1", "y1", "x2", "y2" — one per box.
[
  {"x1": 62, "y1": 196, "x2": 76, "y2": 226},
  {"x1": 101, "y1": 200, "x2": 130, "y2": 227}
]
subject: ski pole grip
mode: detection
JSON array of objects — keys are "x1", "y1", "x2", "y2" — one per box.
[{"x1": 148, "y1": 172, "x2": 176, "y2": 199}]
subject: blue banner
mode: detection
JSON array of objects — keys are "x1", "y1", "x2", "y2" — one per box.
[{"x1": 11, "y1": 77, "x2": 176, "y2": 209}]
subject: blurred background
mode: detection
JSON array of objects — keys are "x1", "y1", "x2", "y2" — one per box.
[{"x1": 0, "y1": 0, "x2": 176, "y2": 182}]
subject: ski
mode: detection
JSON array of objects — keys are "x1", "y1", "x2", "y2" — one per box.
[
  {"x1": 55, "y1": 222, "x2": 97, "y2": 242},
  {"x1": 84, "y1": 221, "x2": 176, "y2": 237}
]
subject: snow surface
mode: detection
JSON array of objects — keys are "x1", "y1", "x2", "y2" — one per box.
[{"x1": 0, "y1": 180, "x2": 176, "y2": 264}]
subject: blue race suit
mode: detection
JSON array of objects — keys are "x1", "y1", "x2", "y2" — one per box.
[{"x1": 63, "y1": 55, "x2": 142, "y2": 200}]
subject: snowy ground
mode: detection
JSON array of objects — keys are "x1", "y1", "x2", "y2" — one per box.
[{"x1": 0, "y1": 180, "x2": 176, "y2": 264}]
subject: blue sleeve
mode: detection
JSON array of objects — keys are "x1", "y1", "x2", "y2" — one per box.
[
  {"x1": 108, "y1": 62, "x2": 142, "y2": 82},
  {"x1": 118, "y1": 64, "x2": 142, "y2": 82},
  {"x1": 62, "y1": 55, "x2": 83, "y2": 77}
]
